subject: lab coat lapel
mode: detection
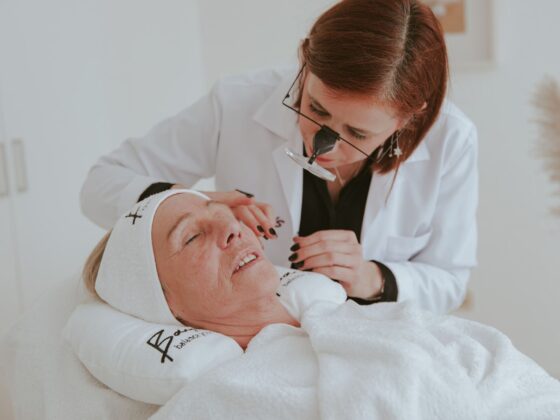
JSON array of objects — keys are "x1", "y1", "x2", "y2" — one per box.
[
  {"x1": 361, "y1": 141, "x2": 430, "y2": 255},
  {"x1": 361, "y1": 170, "x2": 394, "y2": 254},
  {"x1": 272, "y1": 134, "x2": 303, "y2": 234},
  {"x1": 253, "y1": 68, "x2": 303, "y2": 234}
]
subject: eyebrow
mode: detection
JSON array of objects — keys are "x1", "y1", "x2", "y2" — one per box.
[
  {"x1": 167, "y1": 200, "x2": 216, "y2": 241},
  {"x1": 308, "y1": 95, "x2": 387, "y2": 136}
]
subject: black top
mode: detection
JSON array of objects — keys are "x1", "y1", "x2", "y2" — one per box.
[{"x1": 297, "y1": 162, "x2": 398, "y2": 304}]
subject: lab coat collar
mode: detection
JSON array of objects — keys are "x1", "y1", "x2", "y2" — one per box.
[
  {"x1": 253, "y1": 68, "x2": 300, "y2": 141},
  {"x1": 405, "y1": 140, "x2": 429, "y2": 163}
]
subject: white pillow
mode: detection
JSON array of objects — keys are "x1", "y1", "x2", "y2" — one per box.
[
  {"x1": 62, "y1": 267, "x2": 346, "y2": 405},
  {"x1": 62, "y1": 302, "x2": 243, "y2": 405}
]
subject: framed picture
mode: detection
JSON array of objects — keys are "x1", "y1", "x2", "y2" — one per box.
[{"x1": 425, "y1": 0, "x2": 494, "y2": 69}]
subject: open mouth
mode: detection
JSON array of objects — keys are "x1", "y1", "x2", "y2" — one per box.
[{"x1": 233, "y1": 252, "x2": 259, "y2": 274}]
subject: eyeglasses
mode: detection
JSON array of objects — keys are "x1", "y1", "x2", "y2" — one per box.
[{"x1": 281, "y1": 66, "x2": 372, "y2": 165}]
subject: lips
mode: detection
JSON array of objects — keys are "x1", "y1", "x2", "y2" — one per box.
[{"x1": 232, "y1": 251, "x2": 259, "y2": 274}]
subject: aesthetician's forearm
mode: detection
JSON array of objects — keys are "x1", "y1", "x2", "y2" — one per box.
[{"x1": 80, "y1": 160, "x2": 163, "y2": 229}]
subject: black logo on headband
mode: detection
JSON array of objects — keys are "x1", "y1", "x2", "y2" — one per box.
[{"x1": 125, "y1": 209, "x2": 143, "y2": 225}]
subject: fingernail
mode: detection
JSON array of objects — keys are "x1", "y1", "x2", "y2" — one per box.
[
  {"x1": 288, "y1": 253, "x2": 298, "y2": 261},
  {"x1": 235, "y1": 189, "x2": 254, "y2": 198},
  {"x1": 290, "y1": 243, "x2": 300, "y2": 252},
  {"x1": 269, "y1": 228, "x2": 277, "y2": 236},
  {"x1": 291, "y1": 261, "x2": 304, "y2": 269},
  {"x1": 257, "y1": 225, "x2": 265, "y2": 233}
]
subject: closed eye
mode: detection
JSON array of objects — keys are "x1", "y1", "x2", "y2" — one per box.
[
  {"x1": 348, "y1": 129, "x2": 367, "y2": 140},
  {"x1": 184, "y1": 233, "x2": 200, "y2": 246},
  {"x1": 309, "y1": 102, "x2": 329, "y2": 117},
  {"x1": 310, "y1": 103, "x2": 368, "y2": 140}
]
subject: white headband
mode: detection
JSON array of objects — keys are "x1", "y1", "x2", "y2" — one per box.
[{"x1": 95, "y1": 189, "x2": 209, "y2": 326}]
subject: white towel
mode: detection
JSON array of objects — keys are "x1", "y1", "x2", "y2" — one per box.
[{"x1": 151, "y1": 301, "x2": 560, "y2": 420}]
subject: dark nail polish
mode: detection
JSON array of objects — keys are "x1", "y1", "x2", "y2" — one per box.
[
  {"x1": 290, "y1": 243, "x2": 300, "y2": 252},
  {"x1": 257, "y1": 225, "x2": 265, "y2": 233},
  {"x1": 269, "y1": 228, "x2": 277, "y2": 236},
  {"x1": 235, "y1": 189, "x2": 254, "y2": 198},
  {"x1": 288, "y1": 253, "x2": 298, "y2": 262},
  {"x1": 292, "y1": 261, "x2": 304, "y2": 269}
]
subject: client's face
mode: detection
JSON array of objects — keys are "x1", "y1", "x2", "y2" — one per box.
[{"x1": 151, "y1": 194, "x2": 279, "y2": 327}]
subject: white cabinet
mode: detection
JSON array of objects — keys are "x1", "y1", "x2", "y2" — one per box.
[
  {"x1": 0, "y1": 0, "x2": 206, "y2": 330},
  {"x1": 0, "y1": 140, "x2": 23, "y2": 337}
]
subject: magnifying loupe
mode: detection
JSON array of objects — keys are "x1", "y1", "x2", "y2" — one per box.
[{"x1": 285, "y1": 126, "x2": 339, "y2": 182}]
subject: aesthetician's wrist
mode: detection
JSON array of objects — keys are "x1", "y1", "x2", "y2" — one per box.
[
  {"x1": 349, "y1": 261, "x2": 398, "y2": 305},
  {"x1": 366, "y1": 262, "x2": 385, "y2": 301}
]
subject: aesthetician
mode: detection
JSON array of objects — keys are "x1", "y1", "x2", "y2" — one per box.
[{"x1": 80, "y1": 0, "x2": 478, "y2": 315}]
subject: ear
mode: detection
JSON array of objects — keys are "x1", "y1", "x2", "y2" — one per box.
[{"x1": 397, "y1": 102, "x2": 428, "y2": 130}]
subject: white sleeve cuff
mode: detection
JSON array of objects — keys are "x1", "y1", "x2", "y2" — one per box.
[{"x1": 383, "y1": 261, "x2": 415, "y2": 304}]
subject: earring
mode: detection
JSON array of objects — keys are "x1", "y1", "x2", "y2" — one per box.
[{"x1": 388, "y1": 130, "x2": 403, "y2": 158}]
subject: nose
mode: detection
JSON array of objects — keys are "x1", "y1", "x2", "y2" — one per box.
[
  {"x1": 212, "y1": 206, "x2": 242, "y2": 249},
  {"x1": 311, "y1": 126, "x2": 338, "y2": 158}
]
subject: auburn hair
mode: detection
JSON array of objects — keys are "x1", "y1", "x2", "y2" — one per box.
[{"x1": 298, "y1": 0, "x2": 448, "y2": 174}]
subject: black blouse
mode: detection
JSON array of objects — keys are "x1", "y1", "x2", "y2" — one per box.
[{"x1": 297, "y1": 163, "x2": 398, "y2": 304}]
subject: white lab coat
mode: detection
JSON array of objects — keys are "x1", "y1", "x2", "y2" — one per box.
[{"x1": 81, "y1": 67, "x2": 478, "y2": 315}]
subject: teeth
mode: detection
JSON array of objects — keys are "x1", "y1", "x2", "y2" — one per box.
[{"x1": 235, "y1": 253, "x2": 257, "y2": 272}]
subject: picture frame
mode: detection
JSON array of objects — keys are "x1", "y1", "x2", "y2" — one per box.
[{"x1": 425, "y1": 0, "x2": 495, "y2": 70}]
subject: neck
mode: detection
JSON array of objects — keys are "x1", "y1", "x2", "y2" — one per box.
[
  {"x1": 332, "y1": 159, "x2": 365, "y2": 184},
  {"x1": 189, "y1": 296, "x2": 299, "y2": 349}
]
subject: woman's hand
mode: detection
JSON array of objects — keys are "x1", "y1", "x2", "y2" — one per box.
[
  {"x1": 290, "y1": 230, "x2": 383, "y2": 299},
  {"x1": 172, "y1": 186, "x2": 278, "y2": 240}
]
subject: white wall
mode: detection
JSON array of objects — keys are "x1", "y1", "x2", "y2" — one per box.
[
  {"x1": 449, "y1": 0, "x2": 560, "y2": 378},
  {"x1": 196, "y1": 0, "x2": 560, "y2": 377},
  {"x1": 196, "y1": 0, "x2": 338, "y2": 87},
  {"x1": 0, "y1": 0, "x2": 205, "y2": 321}
]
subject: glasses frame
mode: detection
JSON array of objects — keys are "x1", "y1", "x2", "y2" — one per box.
[{"x1": 281, "y1": 66, "x2": 372, "y2": 160}]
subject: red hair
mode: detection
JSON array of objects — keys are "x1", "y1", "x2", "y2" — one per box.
[{"x1": 299, "y1": 0, "x2": 448, "y2": 174}]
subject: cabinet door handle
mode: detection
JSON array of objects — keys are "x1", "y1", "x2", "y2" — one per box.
[
  {"x1": 12, "y1": 138, "x2": 28, "y2": 193},
  {"x1": 0, "y1": 142, "x2": 9, "y2": 197}
]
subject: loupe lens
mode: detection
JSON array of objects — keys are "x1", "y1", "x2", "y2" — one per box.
[{"x1": 284, "y1": 148, "x2": 336, "y2": 182}]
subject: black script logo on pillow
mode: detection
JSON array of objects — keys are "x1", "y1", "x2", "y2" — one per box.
[{"x1": 146, "y1": 327, "x2": 210, "y2": 364}]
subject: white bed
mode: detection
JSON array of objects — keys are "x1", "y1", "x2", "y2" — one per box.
[
  {"x1": 2, "y1": 276, "x2": 560, "y2": 420},
  {"x1": 0, "y1": 276, "x2": 158, "y2": 420}
]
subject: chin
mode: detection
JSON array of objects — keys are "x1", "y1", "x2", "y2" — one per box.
[
  {"x1": 315, "y1": 158, "x2": 338, "y2": 168},
  {"x1": 233, "y1": 258, "x2": 277, "y2": 291}
]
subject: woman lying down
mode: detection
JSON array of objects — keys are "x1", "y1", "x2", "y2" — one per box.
[{"x1": 75, "y1": 189, "x2": 560, "y2": 420}]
